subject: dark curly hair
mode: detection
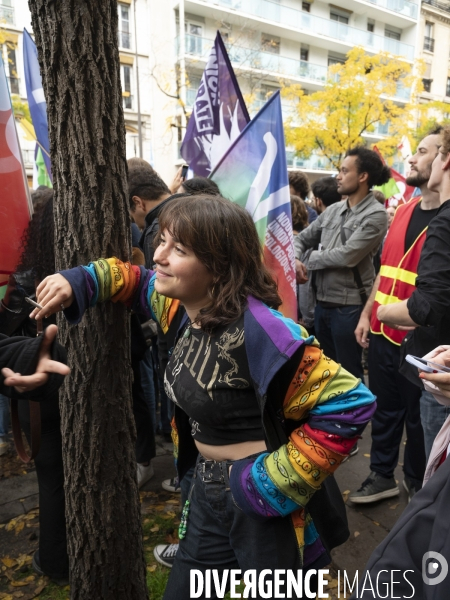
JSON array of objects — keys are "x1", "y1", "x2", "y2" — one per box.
[
  {"x1": 288, "y1": 170, "x2": 310, "y2": 200},
  {"x1": 311, "y1": 177, "x2": 341, "y2": 207},
  {"x1": 156, "y1": 195, "x2": 281, "y2": 333},
  {"x1": 16, "y1": 189, "x2": 55, "y2": 281},
  {"x1": 290, "y1": 195, "x2": 309, "y2": 232},
  {"x1": 128, "y1": 167, "x2": 170, "y2": 211},
  {"x1": 345, "y1": 146, "x2": 391, "y2": 188},
  {"x1": 180, "y1": 177, "x2": 220, "y2": 196}
]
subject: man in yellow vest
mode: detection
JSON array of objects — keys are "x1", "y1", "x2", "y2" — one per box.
[{"x1": 350, "y1": 127, "x2": 442, "y2": 504}]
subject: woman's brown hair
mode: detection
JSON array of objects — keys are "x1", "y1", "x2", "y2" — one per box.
[
  {"x1": 157, "y1": 195, "x2": 282, "y2": 332},
  {"x1": 290, "y1": 195, "x2": 309, "y2": 233}
]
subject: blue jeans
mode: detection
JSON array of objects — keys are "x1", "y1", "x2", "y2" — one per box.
[
  {"x1": 314, "y1": 304, "x2": 364, "y2": 380},
  {"x1": 163, "y1": 457, "x2": 303, "y2": 600},
  {"x1": 140, "y1": 348, "x2": 157, "y2": 433},
  {"x1": 420, "y1": 390, "x2": 450, "y2": 461},
  {"x1": 0, "y1": 394, "x2": 10, "y2": 437}
]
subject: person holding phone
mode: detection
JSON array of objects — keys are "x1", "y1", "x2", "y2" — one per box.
[{"x1": 352, "y1": 346, "x2": 450, "y2": 599}]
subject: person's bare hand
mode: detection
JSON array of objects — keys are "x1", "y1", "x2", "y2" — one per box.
[
  {"x1": 30, "y1": 274, "x2": 74, "y2": 320},
  {"x1": 169, "y1": 167, "x2": 185, "y2": 194},
  {"x1": 1, "y1": 325, "x2": 70, "y2": 393},
  {"x1": 422, "y1": 346, "x2": 450, "y2": 366},
  {"x1": 295, "y1": 259, "x2": 308, "y2": 284},
  {"x1": 419, "y1": 371, "x2": 450, "y2": 399},
  {"x1": 355, "y1": 313, "x2": 370, "y2": 348}
]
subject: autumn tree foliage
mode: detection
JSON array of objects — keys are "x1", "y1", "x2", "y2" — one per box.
[{"x1": 282, "y1": 47, "x2": 419, "y2": 168}]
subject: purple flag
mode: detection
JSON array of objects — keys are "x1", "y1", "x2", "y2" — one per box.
[{"x1": 180, "y1": 31, "x2": 250, "y2": 177}]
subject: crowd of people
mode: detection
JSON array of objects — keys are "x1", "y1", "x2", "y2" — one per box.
[{"x1": 1, "y1": 129, "x2": 450, "y2": 598}]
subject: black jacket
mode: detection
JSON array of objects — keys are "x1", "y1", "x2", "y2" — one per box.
[
  {"x1": 400, "y1": 200, "x2": 450, "y2": 385},
  {"x1": 0, "y1": 333, "x2": 67, "y2": 401},
  {"x1": 353, "y1": 455, "x2": 450, "y2": 599}
]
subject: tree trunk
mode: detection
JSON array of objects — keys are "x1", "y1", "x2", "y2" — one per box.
[{"x1": 28, "y1": 2, "x2": 148, "y2": 598}]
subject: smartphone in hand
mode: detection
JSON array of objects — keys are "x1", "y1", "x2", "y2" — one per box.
[{"x1": 406, "y1": 355, "x2": 450, "y2": 374}]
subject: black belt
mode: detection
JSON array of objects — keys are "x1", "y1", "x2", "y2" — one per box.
[{"x1": 197, "y1": 457, "x2": 233, "y2": 484}]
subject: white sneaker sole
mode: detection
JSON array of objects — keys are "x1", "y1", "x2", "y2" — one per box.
[
  {"x1": 349, "y1": 487, "x2": 399, "y2": 504},
  {"x1": 161, "y1": 482, "x2": 180, "y2": 493},
  {"x1": 153, "y1": 547, "x2": 176, "y2": 568}
]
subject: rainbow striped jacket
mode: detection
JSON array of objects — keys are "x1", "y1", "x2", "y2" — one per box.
[{"x1": 60, "y1": 257, "x2": 376, "y2": 567}]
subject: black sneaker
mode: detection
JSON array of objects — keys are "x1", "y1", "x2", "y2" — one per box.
[
  {"x1": 153, "y1": 543, "x2": 179, "y2": 568},
  {"x1": 403, "y1": 476, "x2": 419, "y2": 503},
  {"x1": 349, "y1": 472, "x2": 399, "y2": 504},
  {"x1": 32, "y1": 550, "x2": 69, "y2": 586},
  {"x1": 349, "y1": 443, "x2": 359, "y2": 457}
]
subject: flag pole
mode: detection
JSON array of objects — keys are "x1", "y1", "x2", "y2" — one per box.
[{"x1": 133, "y1": 0, "x2": 143, "y2": 158}]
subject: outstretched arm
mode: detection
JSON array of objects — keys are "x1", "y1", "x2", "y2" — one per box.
[
  {"x1": 30, "y1": 258, "x2": 180, "y2": 333},
  {"x1": 0, "y1": 325, "x2": 70, "y2": 396}
]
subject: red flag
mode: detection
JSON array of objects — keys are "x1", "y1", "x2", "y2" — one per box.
[{"x1": 0, "y1": 57, "x2": 31, "y2": 300}]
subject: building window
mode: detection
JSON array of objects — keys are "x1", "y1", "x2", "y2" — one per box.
[
  {"x1": 330, "y1": 10, "x2": 349, "y2": 24},
  {"x1": 424, "y1": 22, "x2": 435, "y2": 52},
  {"x1": 300, "y1": 46, "x2": 309, "y2": 62},
  {"x1": 367, "y1": 19, "x2": 375, "y2": 33},
  {"x1": 261, "y1": 33, "x2": 280, "y2": 54},
  {"x1": 0, "y1": 0, "x2": 14, "y2": 25},
  {"x1": 447, "y1": 77, "x2": 450, "y2": 97},
  {"x1": 185, "y1": 22, "x2": 203, "y2": 55},
  {"x1": 422, "y1": 78, "x2": 432, "y2": 93},
  {"x1": 2, "y1": 43, "x2": 19, "y2": 94},
  {"x1": 118, "y1": 4, "x2": 131, "y2": 49},
  {"x1": 385, "y1": 27, "x2": 401, "y2": 40},
  {"x1": 302, "y1": 2, "x2": 310, "y2": 12},
  {"x1": 121, "y1": 64, "x2": 133, "y2": 109},
  {"x1": 328, "y1": 52, "x2": 346, "y2": 67},
  {"x1": 256, "y1": 84, "x2": 279, "y2": 107},
  {"x1": 186, "y1": 73, "x2": 201, "y2": 107}
]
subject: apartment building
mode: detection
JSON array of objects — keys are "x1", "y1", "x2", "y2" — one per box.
[
  {"x1": 2, "y1": 0, "x2": 422, "y2": 184},
  {"x1": 1, "y1": 0, "x2": 177, "y2": 184},
  {"x1": 175, "y1": 0, "x2": 419, "y2": 178},
  {"x1": 418, "y1": 0, "x2": 450, "y2": 104}
]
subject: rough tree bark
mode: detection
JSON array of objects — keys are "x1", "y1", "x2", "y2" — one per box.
[{"x1": 28, "y1": 2, "x2": 148, "y2": 599}]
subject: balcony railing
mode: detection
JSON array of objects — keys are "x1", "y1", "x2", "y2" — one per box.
[
  {"x1": 181, "y1": 35, "x2": 411, "y2": 101},
  {"x1": 366, "y1": 0, "x2": 417, "y2": 19},
  {"x1": 423, "y1": 36, "x2": 435, "y2": 52},
  {"x1": 181, "y1": 34, "x2": 328, "y2": 84},
  {"x1": 287, "y1": 152, "x2": 336, "y2": 171},
  {"x1": 198, "y1": 0, "x2": 415, "y2": 60},
  {"x1": 118, "y1": 30, "x2": 132, "y2": 49},
  {"x1": 422, "y1": 0, "x2": 450, "y2": 13},
  {"x1": 0, "y1": 5, "x2": 14, "y2": 24}
]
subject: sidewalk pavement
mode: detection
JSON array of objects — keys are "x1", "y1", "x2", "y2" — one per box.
[{"x1": 0, "y1": 425, "x2": 408, "y2": 578}]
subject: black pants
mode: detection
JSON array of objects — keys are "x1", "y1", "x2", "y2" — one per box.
[
  {"x1": 369, "y1": 335, "x2": 426, "y2": 489},
  {"x1": 314, "y1": 304, "x2": 364, "y2": 380},
  {"x1": 164, "y1": 457, "x2": 318, "y2": 600},
  {"x1": 132, "y1": 357, "x2": 155, "y2": 463},
  {"x1": 18, "y1": 397, "x2": 69, "y2": 578}
]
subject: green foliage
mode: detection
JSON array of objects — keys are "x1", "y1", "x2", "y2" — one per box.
[{"x1": 11, "y1": 97, "x2": 31, "y2": 121}]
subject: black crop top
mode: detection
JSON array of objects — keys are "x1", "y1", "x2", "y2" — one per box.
[{"x1": 164, "y1": 315, "x2": 264, "y2": 445}]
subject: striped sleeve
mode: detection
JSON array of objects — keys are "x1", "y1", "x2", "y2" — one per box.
[
  {"x1": 61, "y1": 257, "x2": 180, "y2": 332},
  {"x1": 229, "y1": 345, "x2": 376, "y2": 520}
]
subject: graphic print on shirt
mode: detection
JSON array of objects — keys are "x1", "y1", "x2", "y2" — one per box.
[
  {"x1": 165, "y1": 324, "x2": 249, "y2": 401},
  {"x1": 164, "y1": 317, "x2": 263, "y2": 444}
]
